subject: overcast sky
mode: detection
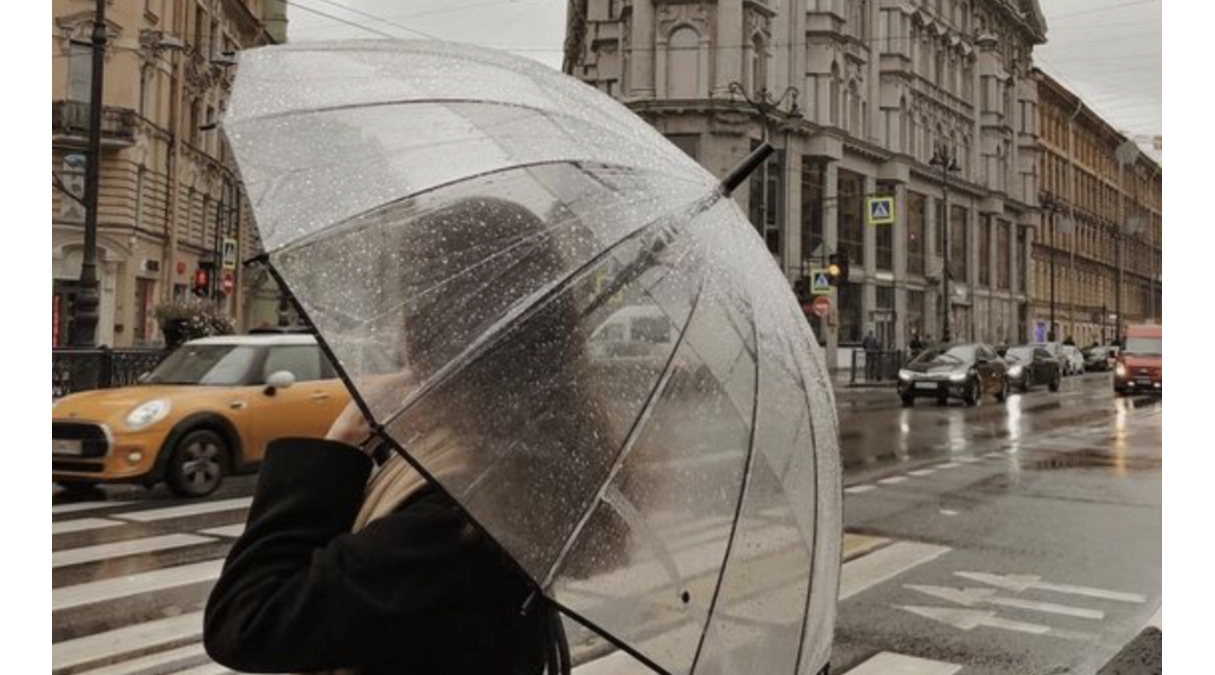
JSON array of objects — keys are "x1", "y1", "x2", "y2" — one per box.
[{"x1": 284, "y1": 0, "x2": 1161, "y2": 146}]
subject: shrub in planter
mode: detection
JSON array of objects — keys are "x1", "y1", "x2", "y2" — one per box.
[{"x1": 154, "y1": 299, "x2": 236, "y2": 348}]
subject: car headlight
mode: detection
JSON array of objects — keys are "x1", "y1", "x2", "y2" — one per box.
[
  {"x1": 949, "y1": 372, "x2": 968, "y2": 383},
  {"x1": 899, "y1": 369, "x2": 913, "y2": 381},
  {"x1": 1115, "y1": 363, "x2": 1127, "y2": 378},
  {"x1": 125, "y1": 399, "x2": 172, "y2": 430},
  {"x1": 1008, "y1": 365, "x2": 1023, "y2": 378}
]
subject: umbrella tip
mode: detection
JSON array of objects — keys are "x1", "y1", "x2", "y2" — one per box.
[{"x1": 718, "y1": 142, "x2": 775, "y2": 197}]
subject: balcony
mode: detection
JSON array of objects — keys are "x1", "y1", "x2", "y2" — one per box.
[{"x1": 52, "y1": 100, "x2": 138, "y2": 148}]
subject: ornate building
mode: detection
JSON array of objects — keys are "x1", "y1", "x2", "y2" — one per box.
[
  {"x1": 1034, "y1": 69, "x2": 1162, "y2": 346},
  {"x1": 568, "y1": 0, "x2": 1047, "y2": 365},
  {"x1": 52, "y1": 0, "x2": 286, "y2": 347}
]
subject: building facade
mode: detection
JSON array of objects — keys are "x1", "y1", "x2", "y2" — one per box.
[
  {"x1": 1034, "y1": 70, "x2": 1162, "y2": 346},
  {"x1": 568, "y1": 0, "x2": 1048, "y2": 366},
  {"x1": 52, "y1": 0, "x2": 287, "y2": 348}
]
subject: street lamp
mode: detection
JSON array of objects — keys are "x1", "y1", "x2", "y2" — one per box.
[
  {"x1": 930, "y1": 145, "x2": 961, "y2": 343},
  {"x1": 69, "y1": 0, "x2": 109, "y2": 347},
  {"x1": 1114, "y1": 140, "x2": 1140, "y2": 344},
  {"x1": 1040, "y1": 192, "x2": 1062, "y2": 342}
]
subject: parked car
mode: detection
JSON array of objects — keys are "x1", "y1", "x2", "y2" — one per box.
[
  {"x1": 52, "y1": 334, "x2": 359, "y2": 497},
  {"x1": 1083, "y1": 345, "x2": 1119, "y2": 372},
  {"x1": 1003, "y1": 345, "x2": 1062, "y2": 393},
  {"x1": 1115, "y1": 324, "x2": 1162, "y2": 396},
  {"x1": 897, "y1": 343, "x2": 1009, "y2": 408}
]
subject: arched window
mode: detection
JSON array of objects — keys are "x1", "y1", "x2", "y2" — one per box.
[
  {"x1": 751, "y1": 35, "x2": 769, "y2": 94},
  {"x1": 830, "y1": 62, "x2": 841, "y2": 126},
  {"x1": 668, "y1": 27, "x2": 700, "y2": 98}
]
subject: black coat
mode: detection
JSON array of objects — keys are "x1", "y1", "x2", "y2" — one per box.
[{"x1": 204, "y1": 438, "x2": 546, "y2": 675}]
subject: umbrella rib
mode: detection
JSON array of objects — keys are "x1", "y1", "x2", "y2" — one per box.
[
  {"x1": 550, "y1": 602, "x2": 679, "y2": 675},
  {"x1": 539, "y1": 256, "x2": 709, "y2": 589},
  {"x1": 789, "y1": 309, "x2": 833, "y2": 675},
  {"x1": 687, "y1": 288, "x2": 763, "y2": 675},
  {"x1": 374, "y1": 192, "x2": 721, "y2": 433}
]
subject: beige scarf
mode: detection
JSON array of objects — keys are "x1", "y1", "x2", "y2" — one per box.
[{"x1": 317, "y1": 430, "x2": 467, "y2": 675}]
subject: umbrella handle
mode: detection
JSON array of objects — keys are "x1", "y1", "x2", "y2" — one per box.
[{"x1": 718, "y1": 141, "x2": 775, "y2": 197}]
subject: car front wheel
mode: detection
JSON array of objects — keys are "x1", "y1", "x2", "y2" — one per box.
[
  {"x1": 963, "y1": 378, "x2": 980, "y2": 407},
  {"x1": 166, "y1": 429, "x2": 228, "y2": 498}
]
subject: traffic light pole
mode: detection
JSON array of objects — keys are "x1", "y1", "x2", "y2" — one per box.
[
  {"x1": 70, "y1": 0, "x2": 107, "y2": 347},
  {"x1": 931, "y1": 147, "x2": 959, "y2": 344}
]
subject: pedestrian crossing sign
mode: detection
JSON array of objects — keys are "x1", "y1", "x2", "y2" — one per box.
[
  {"x1": 810, "y1": 269, "x2": 832, "y2": 295},
  {"x1": 866, "y1": 196, "x2": 896, "y2": 226}
]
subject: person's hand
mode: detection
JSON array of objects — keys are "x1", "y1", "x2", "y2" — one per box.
[
  {"x1": 326, "y1": 399, "x2": 374, "y2": 448},
  {"x1": 325, "y1": 370, "x2": 417, "y2": 453}
]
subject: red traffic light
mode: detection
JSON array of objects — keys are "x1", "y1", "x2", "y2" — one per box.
[{"x1": 193, "y1": 268, "x2": 211, "y2": 296}]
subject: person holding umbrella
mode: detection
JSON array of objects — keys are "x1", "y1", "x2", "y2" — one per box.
[
  {"x1": 207, "y1": 40, "x2": 843, "y2": 675},
  {"x1": 204, "y1": 198, "x2": 609, "y2": 675}
]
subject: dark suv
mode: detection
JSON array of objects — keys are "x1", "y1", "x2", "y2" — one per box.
[{"x1": 897, "y1": 343, "x2": 1009, "y2": 407}]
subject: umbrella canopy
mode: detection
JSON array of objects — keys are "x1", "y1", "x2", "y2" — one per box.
[{"x1": 223, "y1": 40, "x2": 840, "y2": 675}]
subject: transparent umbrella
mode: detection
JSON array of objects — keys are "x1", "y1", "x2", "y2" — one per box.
[{"x1": 223, "y1": 40, "x2": 840, "y2": 675}]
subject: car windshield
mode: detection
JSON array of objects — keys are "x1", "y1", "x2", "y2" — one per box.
[
  {"x1": 1006, "y1": 347, "x2": 1034, "y2": 362},
  {"x1": 1124, "y1": 336, "x2": 1162, "y2": 356},
  {"x1": 914, "y1": 345, "x2": 975, "y2": 365},
  {"x1": 144, "y1": 344, "x2": 260, "y2": 386}
]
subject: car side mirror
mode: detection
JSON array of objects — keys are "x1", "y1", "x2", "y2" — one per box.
[
  {"x1": 264, "y1": 370, "x2": 296, "y2": 396},
  {"x1": 137, "y1": 372, "x2": 151, "y2": 384}
]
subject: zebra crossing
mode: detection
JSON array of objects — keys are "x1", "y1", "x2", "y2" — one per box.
[{"x1": 52, "y1": 492, "x2": 968, "y2": 675}]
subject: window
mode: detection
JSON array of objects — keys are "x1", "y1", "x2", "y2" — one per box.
[
  {"x1": 263, "y1": 346, "x2": 324, "y2": 383},
  {"x1": 838, "y1": 170, "x2": 865, "y2": 269},
  {"x1": 748, "y1": 146, "x2": 783, "y2": 256},
  {"x1": 908, "y1": 192, "x2": 927, "y2": 276},
  {"x1": 668, "y1": 27, "x2": 700, "y2": 98},
  {"x1": 801, "y1": 159, "x2": 826, "y2": 266},
  {"x1": 68, "y1": 43, "x2": 92, "y2": 102},
  {"x1": 998, "y1": 220, "x2": 1011, "y2": 289},
  {"x1": 951, "y1": 205, "x2": 968, "y2": 281},
  {"x1": 666, "y1": 134, "x2": 700, "y2": 162},
  {"x1": 979, "y1": 216, "x2": 992, "y2": 286}
]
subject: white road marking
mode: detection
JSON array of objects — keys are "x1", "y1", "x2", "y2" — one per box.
[
  {"x1": 52, "y1": 612, "x2": 203, "y2": 672},
  {"x1": 53, "y1": 560, "x2": 224, "y2": 612},
  {"x1": 936, "y1": 462, "x2": 962, "y2": 469},
  {"x1": 878, "y1": 476, "x2": 909, "y2": 485},
  {"x1": 907, "y1": 585, "x2": 1105, "y2": 620},
  {"x1": 846, "y1": 485, "x2": 876, "y2": 494},
  {"x1": 908, "y1": 469, "x2": 937, "y2": 477},
  {"x1": 171, "y1": 663, "x2": 230, "y2": 675},
  {"x1": 53, "y1": 501, "x2": 133, "y2": 515},
  {"x1": 845, "y1": 652, "x2": 962, "y2": 675},
  {"x1": 840, "y1": 542, "x2": 950, "y2": 601},
  {"x1": 956, "y1": 457, "x2": 982, "y2": 464},
  {"x1": 902, "y1": 605, "x2": 1051, "y2": 635},
  {"x1": 53, "y1": 534, "x2": 214, "y2": 569},
  {"x1": 53, "y1": 518, "x2": 124, "y2": 535},
  {"x1": 113, "y1": 498, "x2": 253, "y2": 523},
  {"x1": 199, "y1": 524, "x2": 246, "y2": 538},
  {"x1": 956, "y1": 572, "x2": 1147, "y2": 603},
  {"x1": 72, "y1": 643, "x2": 207, "y2": 675},
  {"x1": 938, "y1": 510, "x2": 959, "y2": 517}
]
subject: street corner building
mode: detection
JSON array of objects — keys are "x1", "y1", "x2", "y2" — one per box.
[
  {"x1": 565, "y1": 0, "x2": 1161, "y2": 365},
  {"x1": 51, "y1": 0, "x2": 288, "y2": 348}
]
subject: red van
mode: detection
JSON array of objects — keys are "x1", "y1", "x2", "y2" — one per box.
[{"x1": 1114, "y1": 324, "x2": 1162, "y2": 395}]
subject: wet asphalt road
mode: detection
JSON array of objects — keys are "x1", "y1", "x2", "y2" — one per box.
[
  {"x1": 831, "y1": 373, "x2": 1161, "y2": 674},
  {"x1": 51, "y1": 372, "x2": 1160, "y2": 675}
]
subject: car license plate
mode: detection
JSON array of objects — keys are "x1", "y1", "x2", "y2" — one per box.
[
  {"x1": 53, "y1": 439, "x2": 83, "y2": 456},
  {"x1": 915, "y1": 382, "x2": 938, "y2": 391}
]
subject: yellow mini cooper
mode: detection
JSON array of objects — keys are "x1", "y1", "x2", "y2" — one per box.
[{"x1": 53, "y1": 334, "x2": 357, "y2": 497}]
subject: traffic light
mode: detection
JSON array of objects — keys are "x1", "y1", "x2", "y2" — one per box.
[
  {"x1": 827, "y1": 254, "x2": 849, "y2": 286},
  {"x1": 193, "y1": 264, "x2": 213, "y2": 297}
]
